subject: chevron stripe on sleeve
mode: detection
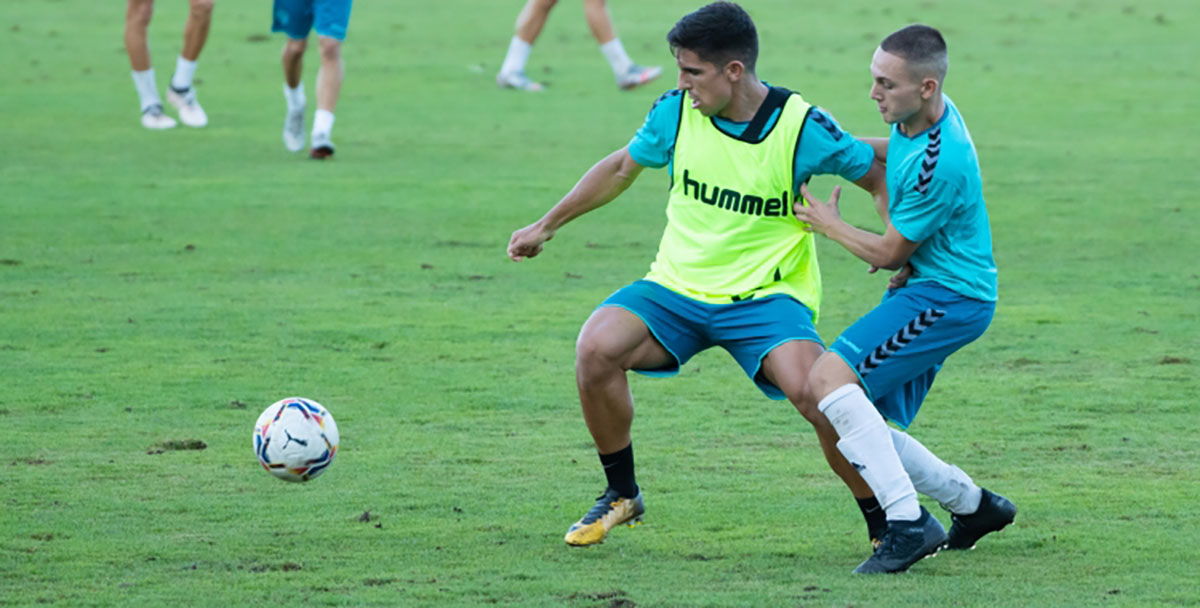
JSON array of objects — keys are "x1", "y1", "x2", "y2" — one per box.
[{"x1": 914, "y1": 127, "x2": 941, "y2": 194}]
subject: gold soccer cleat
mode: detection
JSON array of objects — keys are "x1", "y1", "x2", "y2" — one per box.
[{"x1": 564, "y1": 488, "x2": 644, "y2": 546}]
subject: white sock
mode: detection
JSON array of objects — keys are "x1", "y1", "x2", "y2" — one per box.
[
  {"x1": 170, "y1": 56, "x2": 197, "y2": 91},
  {"x1": 600, "y1": 38, "x2": 634, "y2": 77},
  {"x1": 500, "y1": 36, "x2": 532, "y2": 76},
  {"x1": 313, "y1": 109, "x2": 334, "y2": 136},
  {"x1": 818, "y1": 384, "x2": 921, "y2": 522},
  {"x1": 284, "y1": 83, "x2": 306, "y2": 113},
  {"x1": 890, "y1": 428, "x2": 982, "y2": 515},
  {"x1": 131, "y1": 68, "x2": 161, "y2": 112}
]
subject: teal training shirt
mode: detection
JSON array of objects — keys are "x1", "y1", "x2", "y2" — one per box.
[
  {"x1": 628, "y1": 87, "x2": 874, "y2": 189},
  {"x1": 887, "y1": 95, "x2": 997, "y2": 302}
]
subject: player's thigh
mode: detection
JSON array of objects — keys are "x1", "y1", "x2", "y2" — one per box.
[
  {"x1": 312, "y1": 0, "x2": 352, "y2": 41},
  {"x1": 760, "y1": 339, "x2": 824, "y2": 404},
  {"x1": 713, "y1": 294, "x2": 823, "y2": 401},
  {"x1": 829, "y1": 284, "x2": 993, "y2": 423},
  {"x1": 272, "y1": 0, "x2": 315, "y2": 39},
  {"x1": 577, "y1": 306, "x2": 674, "y2": 372},
  {"x1": 581, "y1": 280, "x2": 710, "y2": 374}
]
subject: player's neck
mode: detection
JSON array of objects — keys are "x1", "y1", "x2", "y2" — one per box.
[
  {"x1": 718, "y1": 79, "x2": 768, "y2": 122},
  {"x1": 899, "y1": 94, "x2": 945, "y2": 137}
]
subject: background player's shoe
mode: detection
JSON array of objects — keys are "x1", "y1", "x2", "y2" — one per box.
[
  {"x1": 166, "y1": 87, "x2": 208, "y2": 128},
  {"x1": 496, "y1": 70, "x2": 544, "y2": 92},
  {"x1": 310, "y1": 131, "x2": 335, "y2": 159},
  {"x1": 564, "y1": 487, "x2": 644, "y2": 546},
  {"x1": 944, "y1": 488, "x2": 1017, "y2": 550},
  {"x1": 616, "y1": 64, "x2": 662, "y2": 90},
  {"x1": 141, "y1": 104, "x2": 177, "y2": 130},
  {"x1": 283, "y1": 108, "x2": 305, "y2": 152},
  {"x1": 853, "y1": 507, "x2": 948, "y2": 574}
]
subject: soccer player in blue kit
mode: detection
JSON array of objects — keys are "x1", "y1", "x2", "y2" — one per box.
[
  {"x1": 795, "y1": 24, "x2": 1017, "y2": 574},
  {"x1": 508, "y1": 2, "x2": 894, "y2": 548},
  {"x1": 273, "y1": 0, "x2": 353, "y2": 159}
]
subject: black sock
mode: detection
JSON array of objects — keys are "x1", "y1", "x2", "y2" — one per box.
[
  {"x1": 598, "y1": 443, "x2": 638, "y2": 498},
  {"x1": 857, "y1": 496, "x2": 887, "y2": 541}
]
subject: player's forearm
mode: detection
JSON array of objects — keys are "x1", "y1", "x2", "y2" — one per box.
[
  {"x1": 536, "y1": 149, "x2": 640, "y2": 233},
  {"x1": 853, "y1": 161, "x2": 890, "y2": 226},
  {"x1": 825, "y1": 222, "x2": 905, "y2": 270}
]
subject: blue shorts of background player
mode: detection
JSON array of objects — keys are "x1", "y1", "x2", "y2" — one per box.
[
  {"x1": 272, "y1": 0, "x2": 353, "y2": 41},
  {"x1": 601, "y1": 280, "x2": 823, "y2": 399},
  {"x1": 828, "y1": 281, "x2": 994, "y2": 428}
]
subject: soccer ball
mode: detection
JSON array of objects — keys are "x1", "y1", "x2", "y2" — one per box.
[{"x1": 253, "y1": 397, "x2": 340, "y2": 482}]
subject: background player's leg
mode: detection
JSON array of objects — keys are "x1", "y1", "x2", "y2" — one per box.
[
  {"x1": 311, "y1": 36, "x2": 342, "y2": 158},
  {"x1": 582, "y1": 0, "x2": 660, "y2": 90},
  {"x1": 178, "y1": 0, "x2": 213, "y2": 63},
  {"x1": 281, "y1": 37, "x2": 308, "y2": 152},
  {"x1": 761, "y1": 342, "x2": 885, "y2": 544},
  {"x1": 124, "y1": 0, "x2": 153, "y2": 72},
  {"x1": 497, "y1": 0, "x2": 555, "y2": 91},
  {"x1": 125, "y1": 0, "x2": 175, "y2": 128},
  {"x1": 166, "y1": 0, "x2": 213, "y2": 127}
]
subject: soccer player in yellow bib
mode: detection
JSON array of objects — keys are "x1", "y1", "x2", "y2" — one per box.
[{"x1": 508, "y1": 1, "x2": 889, "y2": 547}]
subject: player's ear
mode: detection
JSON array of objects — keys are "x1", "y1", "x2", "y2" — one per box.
[
  {"x1": 920, "y1": 76, "x2": 939, "y2": 100},
  {"x1": 724, "y1": 59, "x2": 744, "y2": 82}
]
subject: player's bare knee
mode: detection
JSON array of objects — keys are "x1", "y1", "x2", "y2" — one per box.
[
  {"x1": 809, "y1": 352, "x2": 854, "y2": 400},
  {"x1": 778, "y1": 378, "x2": 821, "y2": 421},
  {"x1": 283, "y1": 38, "x2": 307, "y2": 59},
  {"x1": 317, "y1": 38, "x2": 342, "y2": 62},
  {"x1": 189, "y1": 0, "x2": 214, "y2": 19},
  {"x1": 575, "y1": 332, "x2": 619, "y2": 374},
  {"x1": 126, "y1": 0, "x2": 153, "y2": 29}
]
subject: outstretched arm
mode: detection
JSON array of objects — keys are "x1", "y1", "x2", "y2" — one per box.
[
  {"x1": 507, "y1": 146, "x2": 644, "y2": 261},
  {"x1": 794, "y1": 184, "x2": 919, "y2": 271}
]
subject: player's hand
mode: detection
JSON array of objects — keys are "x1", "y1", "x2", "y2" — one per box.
[
  {"x1": 871, "y1": 263, "x2": 914, "y2": 289},
  {"x1": 795, "y1": 184, "x2": 843, "y2": 235},
  {"x1": 507, "y1": 222, "x2": 554, "y2": 261}
]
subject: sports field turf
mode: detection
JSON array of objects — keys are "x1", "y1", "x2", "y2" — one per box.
[{"x1": 2, "y1": 1, "x2": 1197, "y2": 606}]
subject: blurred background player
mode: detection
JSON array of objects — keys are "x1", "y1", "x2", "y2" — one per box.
[
  {"x1": 273, "y1": 0, "x2": 353, "y2": 159},
  {"x1": 124, "y1": 0, "x2": 213, "y2": 129},
  {"x1": 496, "y1": 0, "x2": 661, "y2": 92}
]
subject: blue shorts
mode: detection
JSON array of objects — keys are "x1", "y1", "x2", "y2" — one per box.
[
  {"x1": 271, "y1": 0, "x2": 353, "y2": 41},
  {"x1": 829, "y1": 281, "x2": 994, "y2": 429},
  {"x1": 601, "y1": 280, "x2": 823, "y2": 400}
]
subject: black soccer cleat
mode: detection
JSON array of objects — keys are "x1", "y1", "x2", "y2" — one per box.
[
  {"x1": 853, "y1": 506, "x2": 948, "y2": 574},
  {"x1": 944, "y1": 488, "x2": 1017, "y2": 550}
]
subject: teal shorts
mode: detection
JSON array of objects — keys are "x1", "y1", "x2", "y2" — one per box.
[
  {"x1": 272, "y1": 0, "x2": 353, "y2": 40},
  {"x1": 829, "y1": 281, "x2": 994, "y2": 428},
  {"x1": 600, "y1": 280, "x2": 822, "y2": 399}
]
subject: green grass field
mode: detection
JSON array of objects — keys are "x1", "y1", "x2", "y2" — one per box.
[{"x1": 2, "y1": 0, "x2": 1198, "y2": 606}]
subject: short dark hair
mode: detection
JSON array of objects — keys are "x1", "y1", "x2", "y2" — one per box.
[
  {"x1": 667, "y1": 2, "x2": 758, "y2": 73},
  {"x1": 880, "y1": 24, "x2": 948, "y2": 82}
]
